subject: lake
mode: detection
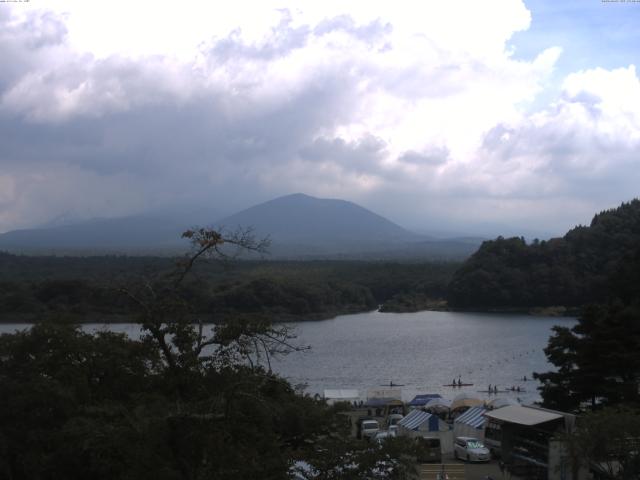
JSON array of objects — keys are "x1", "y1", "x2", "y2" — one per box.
[
  {"x1": 0, "y1": 310, "x2": 575, "y2": 404},
  {"x1": 275, "y1": 310, "x2": 576, "y2": 404}
]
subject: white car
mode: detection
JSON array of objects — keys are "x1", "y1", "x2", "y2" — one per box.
[
  {"x1": 387, "y1": 414, "x2": 404, "y2": 435},
  {"x1": 358, "y1": 419, "x2": 380, "y2": 440},
  {"x1": 453, "y1": 437, "x2": 491, "y2": 462},
  {"x1": 373, "y1": 430, "x2": 395, "y2": 443}
]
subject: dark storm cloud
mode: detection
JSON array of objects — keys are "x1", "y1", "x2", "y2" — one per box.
[{"x1": 0, "y1": 11, "x2": 369, "y2": 230}]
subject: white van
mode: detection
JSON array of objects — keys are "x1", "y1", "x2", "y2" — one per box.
[{"x1": 358, "y1": 418, "x2": 380, "y2": 440}]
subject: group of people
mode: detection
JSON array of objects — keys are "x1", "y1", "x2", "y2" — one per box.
[
  {"x1": 451, "y1": 378, "x2": 464, "y2": 386},
  {"x1": 488, "y1": 383, "x2": 524, "y2": 393}
]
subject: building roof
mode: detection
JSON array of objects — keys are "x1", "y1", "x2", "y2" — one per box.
[
  {"x1": 484, "y1": 405, "x2": 563, "y2": 426},
  {"x1": 365, "y1": 397, "x2": 403, "y2": 408},
  {"x1": 408, "y1": 394, "x2": 442, "y2": 406},
  {"x1": 454, "y1": 406, "x2": 487, "y2": 429}
]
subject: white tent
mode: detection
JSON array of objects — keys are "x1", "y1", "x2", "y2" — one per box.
[
  {"x1": 425, "y1": 398, "x2": 452, "y2": 413},
  {"x1": 486, "y1": 397, "x2": 519, "y2": 410},
  {"x1": 323, "y1": 389, "x2": 360, "y2": 406},
  {"x1": 451, "y1": 392, "x2": 484, "y2": 411},
  {"x1": 453, "y1": 406, "x2": 487, "y2": 441},
  {"x1": 366, "y1": 388, "x2": 402, "y2": 401}
]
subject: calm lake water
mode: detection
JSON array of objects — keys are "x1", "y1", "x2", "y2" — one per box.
[
  {"x1": 0, "y1": 310, "x2": 576, "y2": 404},
  {"x1": 272, "y1": 310, "x2": 576, "y2": 404}
]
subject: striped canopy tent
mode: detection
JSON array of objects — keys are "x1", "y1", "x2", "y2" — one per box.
[
  {"x1": 451, "y1": 393, "x2": 484, "y2": 411},
  {"x1": 397, "y1": 409, "x2": 447, "y2": 433},
  {"x1": 486, "y1": 397, "x2": 519, "y2": 410},
  {"x1": 453, "y1": 406, "x2": 487, "y2": 440}
]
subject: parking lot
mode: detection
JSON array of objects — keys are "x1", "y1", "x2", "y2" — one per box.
[{"x1": 343, "y1": 410, "x2": 521, "y2": 480}]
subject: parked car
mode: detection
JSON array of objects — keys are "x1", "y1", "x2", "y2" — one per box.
[
  {"x1": 357, "y1": 418, "x2": 380, "y2": 440},
  {"x1": 373, "y1": 430, "x2": 395, "y2": 443},
  {"x1": 415, "y1": 436, "x2": 442, "y2": 463},
  {"x1": 453, "y1": 436, "x2": 490, "y2": 462},
  {"x1": 386, "y1": 413, "x2": 404, "y2": 435}
]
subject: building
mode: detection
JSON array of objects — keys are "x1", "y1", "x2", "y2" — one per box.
[{"x1": 484, "y1": 405, "x2": 580, "y2": 480}]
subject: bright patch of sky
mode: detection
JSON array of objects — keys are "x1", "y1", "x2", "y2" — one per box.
[{"x1": 510, "y1": 0, "x2": 640, "y2": 111}]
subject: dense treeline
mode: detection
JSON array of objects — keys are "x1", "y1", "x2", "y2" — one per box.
[
  {"x1": 535, "y1": 244, "x2": 640, "y2": 411},
  {"x1": 447, "y1": 199, "x2": 640, "y2": 309},
  {"x1": 0, "y1": 253, "x2": 458, "y2": 322},
  {"x1": 532, "y1": 232, "x2": 640, "y2": 478},
  {"x1": 0, "y1": 229, "x2": 418, "y2": 479}
]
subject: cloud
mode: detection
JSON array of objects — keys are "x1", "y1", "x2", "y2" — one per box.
[
  {"x1": 0, "y1": 1, "x2": 635, "y2": 236},
  {"x1": 473, "y1": 65, "x2": 640, "y2": 218},
  {"x1": 398, "y1": 147, "x2": 449, "y2": 166}
]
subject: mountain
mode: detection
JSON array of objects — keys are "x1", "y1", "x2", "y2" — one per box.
[
  {"x1": 447, "y1": 198, "x2": 640, "y2": 309},
  {"x1": 0, "y1": 215, "x2": 191, "y2": 254},
  {"x1": 0, "y1": 193, "x2": 480, "y2": 258},
  {"x1": 216, "y1": 193, "x2": 422, "y2": 252}
]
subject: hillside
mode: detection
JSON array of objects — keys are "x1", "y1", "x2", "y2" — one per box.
[
  {"x1": 0, "y1": 214, "x2": 201, "y2": 254},
  {"x1": 0, "y1": 193, "x2": 479, "y2": 259},
  {"x1": 216, "y1": 193, "x2": 421, "y2": 250},
  {"x1": 447, "y1": 199, "x2": 640, "y2": 310}
]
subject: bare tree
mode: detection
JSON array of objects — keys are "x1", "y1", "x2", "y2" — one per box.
[{"x1": 120, "y1": 226, "x2": 308, "y2": 380}]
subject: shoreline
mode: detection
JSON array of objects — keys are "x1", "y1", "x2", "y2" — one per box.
[{"x1": 0, "y1": 303, "x2": 580, "y2": 325}]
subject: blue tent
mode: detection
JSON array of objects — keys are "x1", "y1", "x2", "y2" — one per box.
[{"x1": 408, "y1": 394, "x2": 442, "y2": 407}]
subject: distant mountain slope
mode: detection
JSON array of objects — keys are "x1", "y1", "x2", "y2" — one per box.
[
  {"x1": 0, "y1": 193, "x2": 479, "y2": 259},
  {"x1": 447, "y1": 199, "x2": 640, "y2": 309},
  {"x1": 0, "y1": 215, "x2": 202, "y2": 254},
  {"x1": 215, "y1": 193, "x2": 429, "y2": 255}
]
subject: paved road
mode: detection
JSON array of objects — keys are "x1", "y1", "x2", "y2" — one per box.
[{"x1": 418, "y1": 456, "x2": 516, "y2": 480}]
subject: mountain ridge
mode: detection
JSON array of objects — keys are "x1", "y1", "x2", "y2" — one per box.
[{"x1": 0, "y1": 193, "x2": 480, "y2": 259}]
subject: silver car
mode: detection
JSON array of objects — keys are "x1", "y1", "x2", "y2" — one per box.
[{"x1": 453, "y1": 436, "x2": 490, "y2": 462}]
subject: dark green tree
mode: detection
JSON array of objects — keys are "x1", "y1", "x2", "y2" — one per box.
[
  {"x1": 0, "y1": 227, "x2": 416, "y2": 480},
  {"x1": 535, "y1": 245, "x2": 640, "y2": 412},
  {"x1": 561, "y1": 407, "x2": 640, "y2": 480}
]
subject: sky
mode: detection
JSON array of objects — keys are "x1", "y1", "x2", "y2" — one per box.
[{"x1": 1, "y1": 0, "x2": 639, "y2": 238}]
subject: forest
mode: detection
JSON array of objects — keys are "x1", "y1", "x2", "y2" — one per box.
[
  {"x1": 2, "y1": 200, "x2": 640, "y2": 478},
  {"x1": 3, "y1": 199, "x2": 640, "y2": 324},
  {"x1": 0, "y1": 229, "x2": 420, "y2": 479},
  {"x1": 447, "y1": 199, "x2": 640, "y2": 310},
  {"x1": 0, "y1": 251, "x2": 457, "y2": 324}
]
